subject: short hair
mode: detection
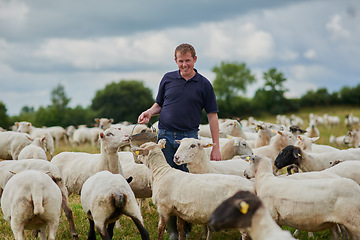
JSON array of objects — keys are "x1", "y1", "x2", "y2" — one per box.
[{"x1": 174, "y1": 43, "x2": 196, "y2": 58}]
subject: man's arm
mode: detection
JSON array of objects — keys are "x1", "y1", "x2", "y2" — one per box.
[
  {"x1": 208, "y1": 112, "x2": 222, "y2": 161},
  {"x1": 138, "y1": 103, "x2": 162, "y2": 124}
]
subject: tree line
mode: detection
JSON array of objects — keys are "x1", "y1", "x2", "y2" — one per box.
[{"x1": 0, "y1": 61, "x2": 359, "y2": 129}]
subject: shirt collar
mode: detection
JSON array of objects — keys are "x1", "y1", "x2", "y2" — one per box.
[{"x1": 176, "y1": 68, "x2": 199, "y2": 81}]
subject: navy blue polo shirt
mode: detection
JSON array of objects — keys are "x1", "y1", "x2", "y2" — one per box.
[{"x1": 156, "y1": 69, "x2": 218, "y2": 132}]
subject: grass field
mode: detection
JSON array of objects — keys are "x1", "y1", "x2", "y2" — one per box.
[{"x1": 0, "y1": 105, "x2": 359, "y2": 239}]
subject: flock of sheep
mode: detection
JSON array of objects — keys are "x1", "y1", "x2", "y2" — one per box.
[{"x1": 0, "y1": 112, "x2": 359, "y2": 240}]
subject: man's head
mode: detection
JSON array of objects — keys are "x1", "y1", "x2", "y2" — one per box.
[
  {"x1": 174, "y1": 43, "x2": 196, "y2": 59},
  {"x1": 174, "y1": 43, "x2": 197, "y2": 80}
]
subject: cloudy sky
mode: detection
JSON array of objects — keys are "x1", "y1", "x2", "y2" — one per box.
[{"x1": 0, "y1": 0, "x2": 359, "y2": 116}]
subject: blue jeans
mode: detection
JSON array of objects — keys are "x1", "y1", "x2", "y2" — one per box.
[{"x1": 157, "y1": 129, "x2": 198, "y2": 172}]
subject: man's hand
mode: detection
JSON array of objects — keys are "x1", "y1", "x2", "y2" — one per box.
[
  {"x1": 210, "y1": 145, "x2": 222, "y2": 161},
  {"x1": 138, "y1": 111, "x2": 151, "y2": 124}
]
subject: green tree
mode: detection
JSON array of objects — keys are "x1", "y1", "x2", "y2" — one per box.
[
  {"x1": 51, "y1": 84, "x2": 71, "y2": 111},
  {"x1": 91, "y1": 80, "x2": 154, "y2": 123},
  {"x1": 0, "y1": 102, "x2": 10, "y2": 129},
  {"x1": 253, "y1": 68, "x2": 294, "y2": 114},
  {"x1": 212, "y1": 61, "x2": 256, "y2": 101}
]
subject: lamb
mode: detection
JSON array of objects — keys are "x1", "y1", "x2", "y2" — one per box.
[
  {"x1": 274, "y1": 144, "x2": 360, "y2": 172},
  {"x1": 246, "y1": 154, "x2": 360, "y2": 239},
  {"x1": 173, "y1": 138, "x2": 252, "y2": 177},
  {"x1": 344, "y1": 129, "x2": 360, "y2": 148},
  {"x1": 0, "y1": 131, "x2": 32, "y2": 160},
  {"x1": 95, "y1": 117, "x2": 114, "y2": 130},
  {"x1": 1, "y1": 170, "x2": 62, "y2": 240},
  {"x1": 16, "y1": 121, "x2": 55, "y2": 158},
  {"x1": 246, "y1": 124, "x2": 275, "y2": 149},
  {"x1": 18, "y1": 136, "x2": 47, "y2": 160},
  {"x1": 252, "y1": 130, "x2": 296, "y2": 162},
  {"x1": 47, "y1": 126, "x2": 69, "y2": 146},
  {"x1": 294, "y1": 135, "x2": 340, "y2": 153},
  {"x1": 95, "y1": 117, "x2": 150, "y2": 135},
  {"x1": 220, "y1": 136, "x2": 254, "y2": 160},
  {"x1": 304, "y1": 118, "x2": 320, "y2": 138},
  {"x1": 132, "y1": 140, "x2": 255, "y2": 240},
  {"x1": 0, "y1": 159, "x2": 79, "y2": 239},
  {"x1": 208, "y1": 190, "x2": 295, "y2": 240},
  {"x1": 81, "y1": 170, "x2": 150, "y2": 240},
  {"x1": 118, "y1": 151, "x2": 152, "y2": 212},
  {"x1": 51, "y1": 127, "x2": 130, "y2": 195}
]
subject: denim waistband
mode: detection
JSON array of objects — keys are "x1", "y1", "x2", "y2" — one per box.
[{"x1": 158, "y1": 128, "x2": 198, "y2": 139}]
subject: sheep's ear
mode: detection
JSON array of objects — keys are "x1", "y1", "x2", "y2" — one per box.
[
  {"x1": 9, "y1": 171, "x2": 17, "y2": 175},
  {"x1": 293, "y1": 147, "x2": 302, "y2": 159},
  {"x1": 202, "y1": 142, "x2": 214, "y2": 148},
  {"x1": 277, "y1": 131, "x2": 283, "y2": 136},
  {"x1": 158, "y1": 139, "x2": 166, "y2": 148},
  {"x1": 131, "y1": 148, "x2": 148, "y2": 156},
  {"x1": 95, "y1": 118, "x2": 99, "y2": 123},
  {"x1": 15, "y1": 122, "x2": 19, "y2": 126},
  {"x1": 109, "y1": 119, "x2": 114, "y2": 123},
  {"x1": 310, "y1": 137, "x2": 319, "y2": 143},
  {"x1": 126, "y1": 176, "x2": 133, "y2": 184},
  {"x1": 235, "y1": 200, "x2": 250, "y2": 214},
  {"x1": 175, "y1": 140, "x2": 181, "y2": 144},
  {"x1": 26, "y1": 136, "x2": 33, "y2": 141},
  {"x1": 226, "y1": 135, "x2": 233, "y2": 139}
]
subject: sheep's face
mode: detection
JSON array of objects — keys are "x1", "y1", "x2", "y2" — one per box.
[
  {"x1": 274, "y1": 145, "x2": 301, "y2": 169},
  {"x1": 16, "y1": 121, "x2": 32, "y2": 133},
  {"x1": 174, "y1": 138, "x2": 211, "y2": 165},
  {"x1": 100, "y1": 127, "x2": 130, "y2": 150},
  {"x1": 208, "y1": 190, "x2": 261, "y2": 231},
  {"x1": 233, "y1": 138, "x2": 253, "y2": 156},
  {"x1": 219, "y1": 120, "x2": 240, "y2": 138}
]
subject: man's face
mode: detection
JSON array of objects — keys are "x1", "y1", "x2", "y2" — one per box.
[{"x1": 175, "y1": 51, "x2": 197, "y2": 79}]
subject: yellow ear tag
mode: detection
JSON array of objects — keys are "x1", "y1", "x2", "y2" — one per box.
[
  {"x1": 240, "y1": 201, "x2": 249, "y2": 214},
  {"x1": 205, "y1": 144, "x2": 212, "y2": 147},
  {"x1": 162, "y1": 144, "x2": 165, "y2": 149},
  {"x1": 245, "y1": 156, "x2": 250, "y2": 162},
  {"x1": 298, "y1": 153, "x2": 301, "y2": 157},
  {"x1": 135, "y1": 151, "x2": 140, "y2": 155}
]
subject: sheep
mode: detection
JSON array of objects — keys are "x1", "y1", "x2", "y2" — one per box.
[
  {"x1": 304, "y1": 118, "x2": 320, "y2": 138},
  {"x1": 18, "y1": 136, "x2": 47, "y2": 160},
  {"x1": 132, "y1": 140, "x2": 255, "y2": 240},
  {"x1": 219, "y1": 119, "x2": 256, "y2": 140},
  {"x1": 1, "y1": 170, "x2": 62, "y2": 240},
  {"x1": 0, "y1": 131, "x2": 32, "y2": 160},
  {"x1": 323, "y1": 114, "x2": 340, "y2": 127},
  {"x1": 246, "y1": 124, "x2": 275, "y2": 149},
  {"x1": 70, "y1": 126, "x2": 92, "y2": 146},
  {"x1": 47, "y1": 126, "x2": 69, "y2": 146},
  {"x1": 95, "y1": 117, "x2": 114, "y2": 130},
  {"x1": 252, "y1": 130, "x2": 296, "y2": 164},
  {"x1": 329, "y1": 134, "x2": 347, "y2": 147},
  {"x1": 345, "y1": 113, "x2": 360, "y2": 129},
  {"x1": 289, "y1": 125, "x2": 306, "y2": 138},
  {"x1": 274, "y1": 144, "x2": 360, "y2": 172},
  {"x1": 51, "y1": 127, "x2": 130, "y2": 195},
  {"x1": 220, "y1": 136, "x2": 254, "y2": 160},
  {"x1": 173, "y1": 138, "x2": 252, "y2": 177},
  {"x1": 344, "y1": 129, "x2": 360, "y2": 148},
  {"x1": 208, "y1": 190, "x2": 295, "y2": 240},
  {"x1": 118, "y1": 151, "x2": 153, "y2": 212},
  {"x1": 81, "y1": 170, "x2": 150, "y2": 240},
  {"x1": 0, "y1": 159, "x2": 79, "y2": 239},
  {"x1": 245, "y1": 154, "x2": 360, "y2": 239},
  {"x1": 294, "y1": 135, "x2": 340, "y2": 153},
  {"x1": 16, "y1": 121, "x2": 55, "y2": 158}
]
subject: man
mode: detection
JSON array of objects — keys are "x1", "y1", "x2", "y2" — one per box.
[{"x1": 137, "y1": 43, "x2": 221, "y2": 239}]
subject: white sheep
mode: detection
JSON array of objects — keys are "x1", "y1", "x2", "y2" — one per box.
[
  {"x1": 304, "y1": 118, "x2": 320, "y2": 138},
  {"x1": 0, "y1": 159, "x2": 79, "y2": 239},
  {"x1": 329, "y1": 134, "x2": 347, "y2": 147},
  {"x1": 132, "y1": 140, "x2": 255, "y2": 240},
  {"x1": 18, "y1": 136, "x2": 47, "y2": 160},
  {"x1": 16, "y1": 121, "x2": 55, "y2": 158},
  {"x1": 274, "y1": 144, "x2": 360, "y2": 172},
  {"x1": 220, "y1": 136, "x2": 254, "y2": 160},
  {"x1": 294, "y1": 135, "x2": 340, "y2": 153},
  {"x1": 0, "y1": 131, "x2": 32, "y2": 160},
  {"x1": 344, "y1": 129, "x2": 360, "y2": 148},
  {"x1": 95, "y1": 117, "x2": 114, "y2": 130},
  {"x1": 47, "y1": 126, "x2": 69, "y2": 146},
  {"x1": 174, "y1": 138, "x2": 252, "y2": 177},
  {"x1": 118, "y1": 151, "x2": 152, "y2": 212},
  {"x1": 246, "y1": 154, "x2": 360, "y2": 239},
  {"x1": 252, "y1": 130, "x2": 296, "y2": 162},
  {"x1": 246, "y1": 124, "x2": 275, "y2": 149},
  {"x1": 208, "y1": 190, "x2": 295, "y2": 240},
  {"x1": 1, "y1": 170, "x2": 62, "y2": 240},
  {"x1": 81, "y1": 170, "x2": 150, "y2": 240},
  {"x1": 51, "y1": 127, "x2": 130, "y2": 195}
]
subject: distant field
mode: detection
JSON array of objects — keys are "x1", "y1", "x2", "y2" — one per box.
[{"x1": 0, "y1": 105, "x2": 359, "y2": 239}]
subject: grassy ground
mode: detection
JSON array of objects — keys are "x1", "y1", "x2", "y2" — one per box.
[{"x1": 0, "y1": 105, "x2": 359, "y2": 239}]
